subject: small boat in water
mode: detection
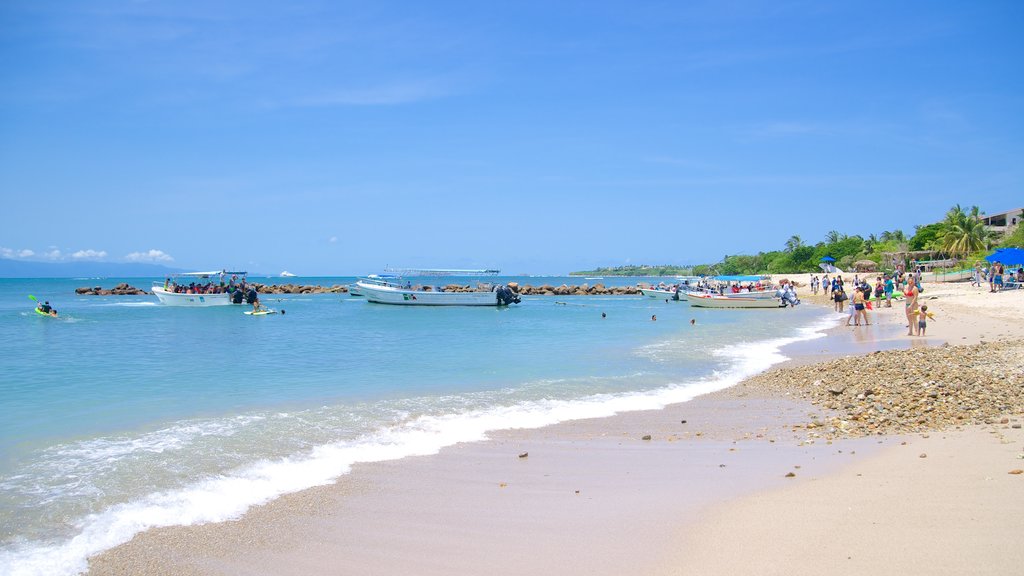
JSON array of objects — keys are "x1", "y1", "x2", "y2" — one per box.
[
  {"x1": 357, "y1": 279, "x2": 521, "y2": 306},
  {"x1": 686, "y1": 292, "x2": 784, "y2": 309},
  {"x1": 638, "y1": 287, "x2": 680, "y2": 299},
  {"x1": 152, "y1": 270, "x2": 248, "y2": 306}
]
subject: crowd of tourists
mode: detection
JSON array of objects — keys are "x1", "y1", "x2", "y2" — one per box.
[{"x1": 972, "y1": 261, "x2": 1023, "y2": 292}]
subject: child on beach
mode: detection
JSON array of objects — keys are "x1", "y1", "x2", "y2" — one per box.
[{"x1": 916, "y1": 304, "x2": 935, "y2": 336}]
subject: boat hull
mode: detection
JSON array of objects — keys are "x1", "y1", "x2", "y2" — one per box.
[
  {"x1": 687, "y1": 293, "x2": 783, "y2": 309},
  {"x1": 152, "y1": 287, "x2": 234, "y2": 306},
  {"x1": 358, "y1": 282, "x2": 504, "y2": 306},
  {"x1": 639, "y1": 288, "x2": 678, "y2": 299}
]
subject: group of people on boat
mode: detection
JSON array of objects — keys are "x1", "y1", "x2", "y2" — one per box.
[
  {"x1": 163, "y1": 275, "x2": 264, "y2": 311},
  {"x1": 163, "y1": 274, "x2": 247, "y2": 296}
]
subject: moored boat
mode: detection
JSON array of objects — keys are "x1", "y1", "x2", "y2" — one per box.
[
  {"x1": 357, "y1": 280, "x2": 520, "y2": 306},
  {"x1": 638, "y1": 287, "x2": 679, "y2": 299},
  {"x1": 152, "y1": 270, "x2": 248, "y2": 306},
  {"x1": 686, "y1": 292, "x2": 784, "y2": 309}
]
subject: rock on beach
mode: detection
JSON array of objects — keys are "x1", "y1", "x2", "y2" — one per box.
[{"x1": 736, "y1": 340, "x2": 1024, "y2": 439}]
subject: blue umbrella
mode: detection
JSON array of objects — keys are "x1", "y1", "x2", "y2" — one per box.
[
  {"x1": 985, "y1": 247, "x2": 1024, "y2": 266},
  {"x1": 820, "y1": 256, "x2": 836, "y2": 262}
]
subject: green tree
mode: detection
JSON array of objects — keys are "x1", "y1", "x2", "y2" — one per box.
[
  {"x1": 910, "y1": 223, "x2": 944, "y2": 251},
  {"x1": 784, "y1": 235, "x2": 804, "y2": 253},
  {"x1": 825, "y1": 230, "x2": 842, "y2": 244},
  {"x1": 937, "y1": 204, "x2": 996, "y2": 256}
]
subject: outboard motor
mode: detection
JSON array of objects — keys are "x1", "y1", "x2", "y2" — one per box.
[{"x1": 495, "y1": 285, "x2": 521, "y2": 306}]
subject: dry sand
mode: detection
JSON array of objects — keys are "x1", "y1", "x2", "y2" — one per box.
[{"x1": 88, "y1": 280, "x2": 1024, "y2": 575}]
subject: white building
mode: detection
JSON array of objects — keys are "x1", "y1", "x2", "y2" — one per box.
[{"x1": 982, "y1": 207, "x2": 1023, "y2": 234}]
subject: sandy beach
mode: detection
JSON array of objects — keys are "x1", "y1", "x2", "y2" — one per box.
[{"x1": 88, "y1": 281, "x2": 1024, "y2": 575}]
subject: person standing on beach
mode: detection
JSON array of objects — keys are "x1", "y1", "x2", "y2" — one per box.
[
  {"x1": 904, "y1": 280, "x2": 919, "y2": 336},
  {"x1": 851, "y1": 287, "x2": 867, "y2": 326},
  {"x1": 917, "y1": 304, "x2": 934, "y2": 336},
  {"x1": 834, "y1": 283, "x2": 846, "y2": 313},
  {"x1": 884, "y1": 274, "x2": 894, "y2": 307}
]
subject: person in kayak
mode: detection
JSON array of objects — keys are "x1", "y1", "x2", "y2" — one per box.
[{"x1": 39, "y1": 301, "x2": 54, "y2": 314}]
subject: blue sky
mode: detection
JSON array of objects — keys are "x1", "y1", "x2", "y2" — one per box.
[{"x1": 1, "y1": 1, "x2": 1021, "y2": 274}]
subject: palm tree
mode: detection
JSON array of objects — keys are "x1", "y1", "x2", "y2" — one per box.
[
  {"x1": 825, "y1": 230, "x2": 841, "y2": 244},
  {"x1": 938, "y1": 204, "x2": 996, "y2": 256},
  {"x1": 784, "y1": 235, "x2": 803, "y2": 253}
]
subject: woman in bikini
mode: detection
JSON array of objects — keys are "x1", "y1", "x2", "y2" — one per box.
[{"x1": 904, "y1": 280, "x2": 919, "y2": 336}]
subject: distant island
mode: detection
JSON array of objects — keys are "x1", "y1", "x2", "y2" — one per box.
[{"x1": 570, "y1": 265, "x2": 694, "y2": 277}]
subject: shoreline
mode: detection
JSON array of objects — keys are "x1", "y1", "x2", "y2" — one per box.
[{"x1": 86, "y1": 281, "x2": 1024, "y2": 575}]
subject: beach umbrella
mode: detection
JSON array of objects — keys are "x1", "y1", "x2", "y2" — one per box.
[
  {"x1": 985, "y1": 247, "x2": 1024, "y2": 266},
  {"x1": 820, "y1": 256, "x2": 835, "y2": 262}
]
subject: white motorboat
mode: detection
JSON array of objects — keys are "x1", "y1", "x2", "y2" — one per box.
[
  {"x1": 349, "y1": 274, "x2": 397, "y2": 297},
  {"x1": 691, "y1": 289, "x2": 779, "y2": 300},
  {"x1": 357, "y1": 280, "x2": 520, "y2": 306},
  {"x1": 634, "y1": 284, "x2": 684, "y2": 297},
  {"x1": 686, "y1": 292, "x2": 783, "y2": 309},
  {"x1": 152, "y1": 270, "x2": 247, "y2": 306},
  {"x1": 638, "y1": 287, "x2": 678, "y2": 299}
]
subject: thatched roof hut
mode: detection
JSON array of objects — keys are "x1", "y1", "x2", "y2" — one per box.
[{"x1": 853, "y1": 259, "x2": 878, "y2": 272}]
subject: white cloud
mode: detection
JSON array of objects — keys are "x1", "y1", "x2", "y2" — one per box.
[
  {"x1": 0, "y1": 247, "x2": 36, "y2": 259},
  {"x1": 43, "y1": 249, "x2": 62, "y2": 260},
  {"x1": 125, "y1": 249, "x2": 174, "y2": 262},
  {"x1": 71, "y1": 249, "x2": 108, "y2": 260}
]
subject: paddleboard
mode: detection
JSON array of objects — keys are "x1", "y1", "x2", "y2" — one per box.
[
  {"x1": 244, "y1": 310, "x2": 277, "y2": 316},
  {"x1": 34, "y1": 308, "x2": 57, "y2": 317}
]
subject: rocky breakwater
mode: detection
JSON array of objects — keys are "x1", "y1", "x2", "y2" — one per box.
[
  {"x1": 250, "y1": 283, "x2": 348, "y2": 294},
  {"x1": 76, "y1": 283, "x2": 149, "y2": 295},
  {"x1": 737, "y1": 340, "x2": 1024, "y2": 439},
  {"x1": 434, "y1": 282, "x2": 640, "y2": 296}
]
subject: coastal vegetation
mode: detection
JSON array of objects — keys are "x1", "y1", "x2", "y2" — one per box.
[
  {"x1": 573, "y1": 204, "x2": 1020, "y2": 276},
  {"x1": 569, "y1": 265, "x2": 693, "y2": 277}
]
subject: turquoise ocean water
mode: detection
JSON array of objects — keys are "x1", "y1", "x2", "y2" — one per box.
[{"x1": 0, "y1": 276, "x2": 837, "y2": 575}]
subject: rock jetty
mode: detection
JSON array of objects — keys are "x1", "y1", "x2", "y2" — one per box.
[
  {"x1": 76, "y1": 283, "x2": 149, "y2": 295},
  {"x1": 75, "y1": 282, "x2": 648, "y2": 296},
  {"x1": 737, "y1": 340, "x2": 1024, "y2": 439},
  {"x1": 249, "y1": 283, "x2": 348, "y2": 294}
]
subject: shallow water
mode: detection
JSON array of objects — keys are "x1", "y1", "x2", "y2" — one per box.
[{"x1": 0, "y1": 276, "x2": 836, "y2": 575}]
